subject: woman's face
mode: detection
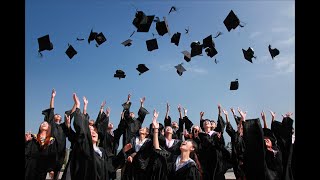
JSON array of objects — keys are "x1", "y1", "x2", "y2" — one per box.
[
  {"x1": 54, "y1": 114, "x2": 62, "y2": 123},
  {"x1": 165, "y1": 126, "x2": 173, "y2": 135},
  {"x1": 180, "y1": 140, "x2": 194, "y2": 152},
  {"x1": 108, "y1": 122, "x2": 114, "y2": 129},
  {"x1": 139, "y1": 127, "x2": 148, "y2": 135},
  {"x1": 192, "y1": 126, "x2": 200, "y2": 133},
  {"x1": 264, "y1": 137, "x2": 272, "y2": 148},
  {"x1": 203, "y1": 120, "x2": 211, "y2": 129},
  {"x1": 89, "y1": 126, "x2": 98, "y2": 144},
  {"x1": 40, "y1": 121, "x2": 49, "y2": 131},
  {"x1": 211, "y1": 121, "x2": 216, "y2": 129}
]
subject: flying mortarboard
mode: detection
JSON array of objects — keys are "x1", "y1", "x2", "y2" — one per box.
[
  {"x1": 181, "y1": 51, "x2": 191, "y2": 62},
  {"x1": 156, "y1": 17, "x2": 170, "y2": 36},
  {"x1": 122, "y1": 39, "x2": 133, "y2": 47},
  {"x1": 136, "y1": 64, "x2": 149, "y2": 75},
  {"x1": 132, "y1": 11, "x2": 155, "y2": 32},
  {"x1": 95, "y1": 32, "x2": 107, "y2": 46},
  {"x1": 146, "y1": 38, "x2": 158, "y2": 51},
  {"x1": 268, "y1": 45, "x2": 280, "y2": 59},
  {"x1": 242, "y1": 47, "x2": 256, "y2": 63},
  {"x1": 65, "y1": 44, "x2": 77, "y2": 59},
  {"x1": 38, "y1": 34, "x2": 53, "y2": 54},
  {"x1": 205, "y1": 47, "x2": 218, "y2": 58},
  {"x1": 202, "y1": 35, "x2": 215, "y2": 49},
  {"x1": 190, "y1": 41, "x2": 202, "y2": 57},
  {"x1": 175, "y1": 63, "x2": 186, "y2": 76},
  {"x1": 114, "y1": 70, "x2": 126, "y2": 79},
  {"x1": 223, "y1": 10, "x2": 242, "y2": 32},
  {"x1": 230, "y1": 79, "x2": 239, "y2": 90},
  {"x1": 88, "y1": 29, "x2": 98, "y2": 44},
  {"x1": 171, "y1": 32, "x2": 181, "y2": 46}
]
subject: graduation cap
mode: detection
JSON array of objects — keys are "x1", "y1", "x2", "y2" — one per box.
[
  {"x1": 181, "y1": 51, "x2": 191, "y2": 62},
  {"x1": 268, "y1": 45, "x2": 280, "y2": 59},
  {"x1": 190, "y1": 41, "x2": 202, "y2": 57},
  {"x1": 171, "y1": 32, "x2": 181, "y2": 46},
  {"x1": 132, "y1": 11, "x2": 155, "y2": 32},
  {"x1": 263, "y1": 128, "x2": 277, "y2": 145},
  {"x1": 38, "y1": 34, "x2": 53, "y2": 54},
  {"x1": 65, "y1": 44, "x2": 77, "y2": 59},
  {"x1": 230, "y1": 79, "x2": 239, "y2": 90},
  {"x1": 136, "y1": 64, "x2": 149, "y2": 75},
  {"x1": 114, "y1": 70, "x2": 126, "y2": 79},
  {"x1": 223, "y1": 10, "x2": 242, "y2": 32},
  {"x1": 205, "y1": 47, "x2": 218, "y2": 58},
  {"x1": 175, "y1": 63, "x2": 186, "y2": 76},
  {"x1": 122, "y1": 39, "x2": 133, "y2": 47},
  {"x1": 88, "y1": 29, "x2": 98, "y2": 44},
  {"x1": 242, "y1": 47, "x2": 256, "y2": 63},
  {"x1": 202, "y1": 35, "x2": 215, "y2": 49},
  {"x1": 156, "y1": 17, "x2": 170, "y2": 36},
  {"x1": 146, "y1": 38, "x2": 158, "y2": 51},
  {"x1": 95, "y1": 32, "x2": 107, "y2": 46}
]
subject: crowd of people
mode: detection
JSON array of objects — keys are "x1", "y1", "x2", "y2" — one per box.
[{"x1": 25, "y1": 89, "x2": 295, "y2": 180}]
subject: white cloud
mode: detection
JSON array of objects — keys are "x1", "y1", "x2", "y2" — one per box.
[
  {"x1": 159, "y1": 64, "x2": 173, "y2": 71},
  {"x1": 187, "y1": 66, "x2": 208, "y2": 74},
  {"x1": 257, "y1": 54, "x2": 295, "y2": 78},
  {"x1": 249, "y1": 32, "x2": 262, "y2": 39},
  {"x1": 271, "y1": 27, "x2": 289, "y2": 33},
  {"x1": 274, "y1": 35, "x2": 295, "y2": 48}
]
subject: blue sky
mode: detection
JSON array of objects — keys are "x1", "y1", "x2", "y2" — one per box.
[{"x1": 26, "y1": 0, "x2": 295, "y2": 147}]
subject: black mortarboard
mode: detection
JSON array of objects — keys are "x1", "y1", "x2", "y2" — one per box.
[
  {"x1": 146, "y1": 38, "x2": 158, "y2": 51},
  {"x1": 175, "y1": 63, "x2": 186, "y2": 76},
  {"x1": 190, "y1": 41, "x2": 202, "y2": 57},
  {"x1": 268, "y1": 45, "x2": 280, "y2": 59},
  {"x1": 95, "y1": 32, "x2": 106, "y2": 45},
  {"x1": 202, "y1": 35, "x2": 215, "y2": 49},
  {"x1": 132, "y1": 11, "x2": 155, "y2": 32},
  {"x1": 114, "y1": 70, "x2": 126, "y2": 79},
  {"x1": 230, "y1": 79, "x2": 239, "y2": 90},
  {"x1": 156, "y1": 17, "x2": 170, "y2": 36},
  {"x1": 88, "y1": 29, "x2": 98, "y2": 44},
  {"x1": 263, "y1": 128, "x2": 277, "y2": 145},
  {"x1": 65, "y1": 44, "x2": 77, "y2": 59},
  {"x1": 181, "y1": 51, "x2": 191, "y2": 62},
  {"x1": 121, "y1": 39, "x2": 133, "y2": 47},
  {"x1": 242, "y1": 47, "x2": 256, "y2": 63},
  {"x1": 38, "y1": 34, "x2": 53, "y2": 52},
  {"x1": 136, "y1": 64, "x2": 149, "y2": 75},
  {"x1": 223, "y1": 10, "x2": 241, "y2": 32},
  {"x1": 171, "y1": 32, "x2": 181, "y2": 46},
  {"x1": 205, "y1": 47, "x2": 218, "y2": 58}
]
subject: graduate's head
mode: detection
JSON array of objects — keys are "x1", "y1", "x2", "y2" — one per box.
[
  {"x1": 165, "y1": 126, "x2": 173, "y2": 135},
  {"x1": 264, "y1": 137, "x2": 272, "y2": 148},
  {"x1": 210, "y1": 120, "x2": 216, "y2": 130},
  {"x1": 130, "y1": 112, "x2": 135, "y2": 118},
  {"x1": 203, "y1": 119, "x2": 212, "y2": 129},
  {"x1": 139, "y1": 127, "x2": 149, "y2": 136},
  {"x1": 180, "y1": 139, "x2": 197, "y2": 153},
  {"x1": 89, "y1": 119, "x2": 95, "y2": 126},
  {"x1": 89, "y1": 125, "x2": 99, "y2": 144},
  {"x1": 39, "y1": 121, "x2": 50, "y2": 132},
  {"x1": 192, "y1": 125, "x2": 200, "y2": 134},
  {"x1": 54, "y1": 114, "x2": 62, "y2": 123},
  {"x1": 108, "y1": 122, "x2": 114, "y2": 130},
  {"x1": 171, "y1": 121, "x2": 178, "y2": 128}
]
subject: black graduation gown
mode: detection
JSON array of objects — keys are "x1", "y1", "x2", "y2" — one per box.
[
  {"x1": 121, "y1": 137, "x2": 153, "y2": 180},
  {"x1": 121, "y1": 102, "x2": 148, "y2": 147},
  {"x1": 225, "y1": 122, "x2": 246, "y2": 179},
  {"x1": 25, "y1": 135, "x2": 57, "y2": 180},
  {"x1": 271, "y1": 118, "x2": 294, "y2": 180},
  {"x1": 42, "y1": 108, "x2": 68, "y2": 174},
  {"x1": 154, "y1": 149, "x2": 201, "y2": 180},
  {"x1": 242, "y1": 118, "x2": 267, "y2": 180},
  {"x1": 63, "y1": 108, "x2": 126, "y2": 180},
  {"x1": 264, "y1": 145, "x2": 283, "y2": 180}
]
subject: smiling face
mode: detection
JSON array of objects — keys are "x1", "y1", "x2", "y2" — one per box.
[
  {"x1": 210, "y1": 121, "x2": 216, "y2": 129},
  {"x1": 171, "y1": 121, "x2": 178, "y2": 129},
  {"x1": 89, "y1": 125, "x2": 98, "y2": 144},
  {"x1": 264, "y1": 137, "x2": 272, "y2": 148},
  {"x1": 54, "y1": 114, "x2": 62, "y2": 123},
  {"x1": 180, "y1": 140, "x2": 195, "y2": 152},
  {"x1": 40, "y1": 121, "x2": 49, "y2": 131},
  {"x1": 139, "y1": 127, "x2": 149, "y2": 136},
  {"x1": 203, "y1": 120, "x2": 211, "y2": 129},
  {"x1": 165, "y1": 126, "x2": 173, "y2": 135}
]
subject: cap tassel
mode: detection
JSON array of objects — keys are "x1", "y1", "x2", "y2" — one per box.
[
  {"x1": 213, "y1": 31, "x2": 223, "y2": 38},
  {"x1": 38, "y1": 51, "x2": 43, "y2": 57},
  {"x1": 129, "y1": 31, "x2": 135, "y2": 37},
  {"x1": 239, "y1": 21, "x2": 246, "y2": 28}
]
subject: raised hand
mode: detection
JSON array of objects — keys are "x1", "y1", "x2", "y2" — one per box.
[
  {"x1": 65, "y1": 114, "x2": 71, "y2": 128},
  {"x1": 166, "y1": 102, "x2": 170, "y2": 111},
  {"x1": 51, "y1": 88, "x2": 56, "y2": 98},
  {"x1": 100, "y1": 100, "x2": 106, "y2": 109},
  {"x1": 25, "y1": 131, "x2": 32, "y2": 142},
  {"x1": 140, "y1": 97, "x2": 146, "y2": 104},
  {"x1": 83, "y1": 96, "x2": 88, "y2": 105},
  {"x1": 152, "y1": 109, "x2": 159, "y2": 129},
  {"x1": 127, "y1": 94, "x2": 131, "y2": 101},
  {"x1": 73, "y1": 93, "x2": 80, "y2": 108},
  {"x1": 261, "y1": 110, "x2": 266, "y2": 121},
  {"x1": 222, "y1": 109, "x2": 228, "y2": 115},
  {"x1": 238, "y1": 107, "x2": 247, "y2": 121},
  {"x1": 178, "y1": 104, "x2": 182, "y2": 112},
  {"x1": 269, "y1": 110, "x2": 276, "y2": 119},
  {"x1": 183, "y1": 107, "x2": 188, "y2": 116},
  {"x1": 282, "y1": 112, "x2": 293, "y2": 118},
  {"x1": 106, "y1": 107, "x2": 111, "y2": 117},
  {"x1": 200, "y1": 111, "x2": 204, "y2": 118},
  {"x1": 123, "y1": 143, "x2": 132, "y2": 153}
]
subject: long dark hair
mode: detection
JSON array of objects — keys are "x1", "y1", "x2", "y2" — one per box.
[{"x1": 187, "y1": 139, "x2": 203, "y2": 180}]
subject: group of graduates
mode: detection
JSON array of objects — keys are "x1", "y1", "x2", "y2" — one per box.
[{"x1": 25, "y1": 89, "x2": 295, "y2": 180}]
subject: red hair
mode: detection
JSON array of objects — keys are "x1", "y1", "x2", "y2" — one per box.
[{"x1": 36, "y1": 123, "x2": 52, "y2": 149}]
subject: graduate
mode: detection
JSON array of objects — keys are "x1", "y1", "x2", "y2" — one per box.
[
  {"x1": 225, "y1": 108, "x2": 246, "y2": 180},
  {"x1": 62, "y1": 93, "x2": 129, "y2": 180},
  {"x1": 121, "y1": 94, "x2": 149, "y2": 147},
  {"x1": 41, "y1": 89, "x2": 69, "y2": 180},
  {"x1": 163, "y1": 103, "x2": 186, "y2": 140},
  {"x1": 25, "y1": 121, "x2": 57, "y2": 180},
  {"x1": 152, "y1": 109, "x2": 202, "y2": 180}
]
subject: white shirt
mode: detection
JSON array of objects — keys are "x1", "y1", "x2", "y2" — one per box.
[
  {"x1": 166, "y1": 138, "x2": 175, "y2": 148},
  {"x1": 175, "y1": 155, "x2": 195, "y2": 171},
  {"x1": 135, "y1": 137, "x2": 149, "y2": 152}
]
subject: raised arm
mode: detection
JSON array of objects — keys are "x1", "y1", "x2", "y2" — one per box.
[
  {"x1": 100, "y1": 100, "x2": 106, "y2": 115},
  {"x1": 140, "y1": 96, "x2": 145, "y2": 108},
  {"x1": 178, "y1": 104, "x2": 183, "y2": 119},
  {"x1": 83, "y1": 96, "x2": 88, "y2": 115},
  {"x1": 50, "y1": 88, "x2": 56, "y2": 109},
  {"x1": 223, "y1": 109, "x2": 229, "y2": 124},
  {"x1": 231, "y1": 107, "x2": 241, "y2": 124},
  {"x1": 152, "y1": 109, "x2": 160, "y2": 150},
  {"x1": 137, "y1": 97, "x2": 148, "y2": 124},
  {"x1": 165, "y1": 102, "x2": 170, "y2": 119},
  {"x1": 224, "y1": 109, "x2": 236, "y2": 138},
  {"x1": 261, "y1": 110, "x2": 268, "y2": 128},
  {"x1": 200, "y1": 111, "x2": 205, "y2": 131}
]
